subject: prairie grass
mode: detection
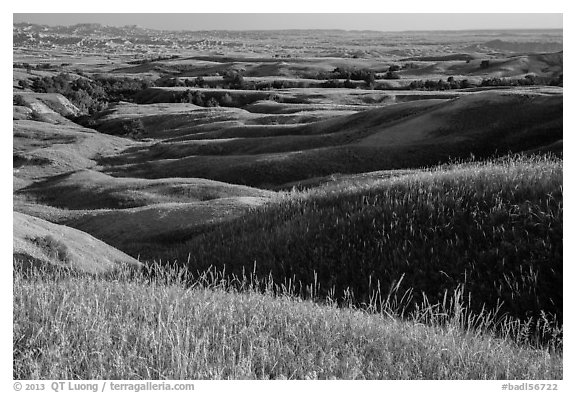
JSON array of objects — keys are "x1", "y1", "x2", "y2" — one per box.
[
  {"x1": 14, "y1": 155, "x2": 562, "y2": 379},
  {"x1": 165, "y1": 155, "x2": 562, "y2": 340},
  {"x1": 13, "y1": 265, "x2": 562, "y2": 380}
]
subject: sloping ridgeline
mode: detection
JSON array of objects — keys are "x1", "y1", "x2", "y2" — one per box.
[{"x1": 163, "y1": 156, "x2": 562, "y2": 331}]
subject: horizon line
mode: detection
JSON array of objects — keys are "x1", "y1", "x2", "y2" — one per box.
[{"x1": 13, "y1": 22, "x2": 564, "y2": 34}]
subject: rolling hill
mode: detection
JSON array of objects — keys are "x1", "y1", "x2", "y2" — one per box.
[
  {"x1": 60, "y1": 197, "x2": 271, "y2": 254},
  {"x1": 13, "y1": 211, "x2": 141, "y2": 274},
  {"x1": 13, "y1": 119, "x2": 135, "y2": 181},
  {"x1": 18, "y1": 169, "x2": 273, "y2": 210},
  {"x1": 103, "y1": 89, "x2": 562, "y2": 188},
  {"x1": 13, "y1": 25, "x2": 564, "y2": 380},
  {"x1": 162, "y1": 156, "x2": 563, "y2": 325}
]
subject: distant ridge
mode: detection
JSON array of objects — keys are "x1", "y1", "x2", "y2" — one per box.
[{"x1": 12, "y1": 22, "x2": 563, "y2": 35}]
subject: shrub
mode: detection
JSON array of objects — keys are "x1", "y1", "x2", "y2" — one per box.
[
  {"x1": 272, "y1": 80, "x2": 286, "y2": 89},
  {"x1": 17, "y1": 80, "x2": 30, "y2": 89},
  {"x1": 120, "y1": 118, "x2": 146, "y2": 139},
  {"x1": 383, "y1": 71, "x2": 400, "y2": 80},
  {"x1": 194, "y1": 76, "x2": 206, "y2": 88},
  {"x1": 205, "y1": 97, "x2": 220, "y2": 107},
  {"x1": 27, "y1": 73, "x2": 154, "y2": 115},
  {"x1": 13, "y1": 94, "x2": 27, "y2": 106},
  {"x1": 185, "y1": 90, "x2": 205, "y2": 106},
  {"x1": 383, "y1": 71, "x2": 400, "y2": 79},
  {"x1": 219, "y1": 93, "x2": 234, "y2": 106},
  {"x1": 29, "y1": 235, "x2": 70, "y2": 264},
  {"x1": 364, "y1": 72, "x2": 376, "y2": 88},
  {"x1": 223, "y1": 71, "x2": 245, "y2": 89}
]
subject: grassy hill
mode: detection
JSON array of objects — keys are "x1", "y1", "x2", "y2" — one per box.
[
  {"x1": 13, "y1": 212, "x2": 141, "y2": 274},
  {"x1": 18, "y1": 169, "x2": 273, "y2": 210},
  {"x1": 13, "y1": 119, "x2": 135, "y2": 181},
  {"x1": 157, "y1": 155, "x2": 562, "y2": 334},
  {"x1": 13, "y1": 266, "x2": 562, "y2": 379},
  {"x1": 13, "y1": 28, "x2": 563, "y2": 381},
  {"x1": 105, "y1": 90, "x2": 562, "y2": 188},
  {"x1": 61, "y1": 197, "x2": 270, "y2": 255}
]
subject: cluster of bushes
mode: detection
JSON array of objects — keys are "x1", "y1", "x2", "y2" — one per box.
[
  {"x1": 26, "y1": 73, "x2": 156, "y2": 114},
  {"x1": 313, "y1": 66, "x2": 402, "y2": 89},
  {"x1": 329, "y1": 67, "x2": 378, "y2": 82},
  {"x1": 127, "y1": 54, "x2": 180, "y2": 65},
  {"x1": 14, "y1": 62, "x2": 53, "y2": 71},
  {"x1": 13, "y1": 94, "x2": 27, "y2": 106},
  {"x1": 480, "y1": 74, "x2": 562, "y2": 87},
  {"x1": 166, "y1": 89, "x2": 276, "y2": 108},
  {"x1": 480, "y1": 76, "x2": 535, "y2": 87},
  {"x1": 409, "y1": 77, "x2": 472, "y2": 90},
  {"x1": 317, "y1": 66, "x2": 400, "y2": 82},
  {"x1": 407, "y1": 74, "x2": 562, "y2": 91},
  {"x1": 156, "y1": 73, "x2": 318, "y2": 91},
  {"x1": 23, "y1": 71, "x2": 285, "y2": 112},
  {"x1": 176, "y1": 90, "x2": 222, "y2": 107},
  {"x1": 256, "y1": 80, "x2": 311, "y2": 90},
  {"x1": 154, "y1": 66, "x2": 405, "y2": 92},
  {"x1": 382, "y1": 70, "x2": 401, "y2": 80},
  {"x1": 119, "y1": 118, "x2": 147, "y2": 139},
  {"x1": 155, "y1": 76, "x2": 196, "y2": 88},
  {"x1": 222, "y1": 71, "x2": 246, "y2": 89},
  {"x1": 156, "y1": 72, "x2": 249, "y2": 90},
  {"x1": 316, "y1": 67, "x2": 374, "y2": 88}
]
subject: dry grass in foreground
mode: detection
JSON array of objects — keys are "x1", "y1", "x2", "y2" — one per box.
[{"x1": 14, "y1": 266, "x2": 562, "y2": 380}]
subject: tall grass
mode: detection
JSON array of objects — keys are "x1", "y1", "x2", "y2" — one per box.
[
  {"x1": 13, "y1": 264, "x2": 562, "y2": 380},
  {"x1": 161, "y1": 155, "x2": 562, "y2": 342},
  {"x1": 13, "y1": 155, "x2": 563, "y2": 379}
]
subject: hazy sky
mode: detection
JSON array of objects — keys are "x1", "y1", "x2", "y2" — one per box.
[{"x1": 13, "y1": 13, "x2": 563, "y2": 32}]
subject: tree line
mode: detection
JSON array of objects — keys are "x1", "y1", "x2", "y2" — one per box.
[
  {"x1": 19, "y1": 73, "x2": 156, "y2": 114},
  {"x1": 19, "y1": 70, "x2": 563, "y2": 117}
]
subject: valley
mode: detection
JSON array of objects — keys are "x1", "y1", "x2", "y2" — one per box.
[{"x1": 12, "y1": 22, "x2": 563, "y2": 380}]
